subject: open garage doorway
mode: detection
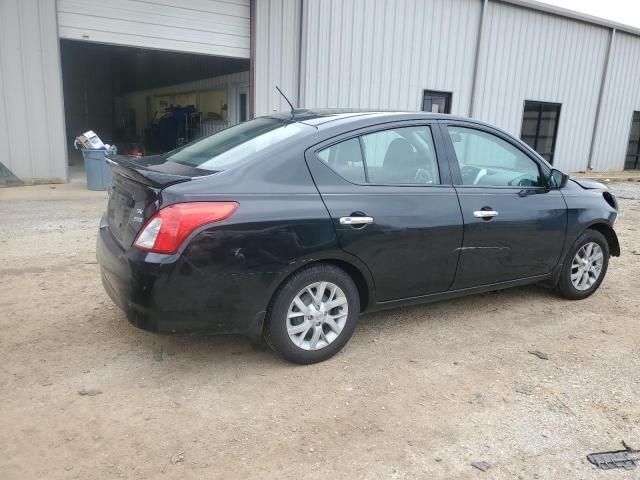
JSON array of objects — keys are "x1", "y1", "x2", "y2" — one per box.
[{"x1": 60, "y1": 40, "x2": 249, "y2": 177}]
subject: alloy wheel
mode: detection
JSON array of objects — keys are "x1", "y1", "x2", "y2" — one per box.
[
  {"x1": 286, "y1": 281, "x2": 348, "y2": 350},
  {"x1": 570, "y1": 242, "x2": 604, "y2": 291}
]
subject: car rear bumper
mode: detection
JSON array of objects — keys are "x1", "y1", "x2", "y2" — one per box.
[{"x1": 96, "y1": 216, "x2": 267, "y2": 337}]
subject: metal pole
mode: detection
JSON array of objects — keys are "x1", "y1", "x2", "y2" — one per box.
[
  {"x1": 296, "y1": 0, "x2": 304, "y2": 108},
  {"x1": 587, "y1": 28, "x2": 616, "y2": 171},
  {"x1": 469, "y1": 0, "x2": 488, "y2": 118},
  {"x1": 249, "y1": 0, "x2": 256, "y2": 119}
]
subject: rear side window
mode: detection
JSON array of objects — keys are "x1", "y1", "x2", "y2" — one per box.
[
  {"x1": 361, "y1": 126, "x2": 439, "y2": 184},
  {"x1": 316, "y1": 126, "x2": 440, "y2": 185},
  {"x1": 317, "y1": 138, "x2": 366, "y2": 183}
]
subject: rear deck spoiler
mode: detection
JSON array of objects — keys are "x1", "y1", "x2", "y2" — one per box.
[{"x1": 106, "y1": 156, "x2": 193, "y2": 188}]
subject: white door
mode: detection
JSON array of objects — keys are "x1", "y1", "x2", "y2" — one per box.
[{"x1": 56, "y1": 0, "x2": 250, "y2": 58}]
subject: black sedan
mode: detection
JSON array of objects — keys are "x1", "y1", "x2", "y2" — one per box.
[{"x1": 97, "y1": 110, "x2": 620, "y2": 364}]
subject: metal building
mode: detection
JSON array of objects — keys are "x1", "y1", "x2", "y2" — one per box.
[{"x1": 1, "y1": 0, "x2": 639, "y2": 184}]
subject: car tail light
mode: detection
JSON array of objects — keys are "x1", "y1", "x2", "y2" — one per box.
[{"x1": 133, "y1": 202, "x2": 238, "y2": 254}]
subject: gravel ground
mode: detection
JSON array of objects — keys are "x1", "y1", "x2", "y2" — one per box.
[{"x1": 1, "y1": 180, "x2": 639, "y2": 479}]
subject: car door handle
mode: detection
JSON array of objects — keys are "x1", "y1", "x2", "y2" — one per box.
[
  {"x1": 473, "y1": 210, "x2": 498, "y2": 218},
  {"x1": 340, "y1": 216, "x2": 374, "y2": 225}
]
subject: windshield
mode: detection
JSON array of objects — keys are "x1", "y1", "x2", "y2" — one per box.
[{"x1": 166, "y1": 117, "x2": 310, "y2": 171}]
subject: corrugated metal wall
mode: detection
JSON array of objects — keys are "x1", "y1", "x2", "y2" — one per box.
[
  {"x1": 591, "y1": 31, "x2": 640, "y2": 171},
  {"x1": 57, "y1": 0, "x2": 250, "y2": 58},
  {"x1": 2, "y1": 0, "x2": 638, "y2": 182},
  {"x1": 300, "y1": 0, "x2": 482, "y2": 113},
  {"x1": 473, "y1": 2, "x2": 610, "y2": 172},
  {"x1": 253, "y1": 0, "x2": 301, "y2": 116},
  {"x1": 255, "y1": 0, "x2": 640, "y2": 172},
  {"x1": 0, "y1": 0, "x2": 68, "y2": 182}
]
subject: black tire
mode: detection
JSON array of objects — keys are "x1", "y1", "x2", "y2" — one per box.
[
  {"x1": 264, "y1": 264, "x2": 360, "y2": 364},
  {"x1": 555, "y1": 229, "x2": 609, "y2": 300}
]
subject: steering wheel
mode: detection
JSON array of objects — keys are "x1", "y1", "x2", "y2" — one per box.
[
  {"x1": 460, "y1": 165, "x2": 487, "y2": 185},
  {"x1": 472, "y1": 168, "x2": 488, "y2": 185},
  {"x1": 508, "y1": 173, "x2": 537, "y2": 187},
  {"x1": 414, "y1": 167, "x2": 433, "y2": 184},
  {"x1": 460, "y1": 165, "x2": 476, "y2": 184}
]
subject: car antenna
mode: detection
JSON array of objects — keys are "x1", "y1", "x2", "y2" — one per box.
[{"x1": 275, "y1": 85, "x2": 298, "y2": 119}]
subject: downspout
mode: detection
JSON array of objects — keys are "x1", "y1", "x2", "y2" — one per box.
[
  {"x1": 296, "y1": 0, "x2": 304, "y2": 107},
  {"x1": 469, "y1": 0, "x2": 488, "y2": 117},
  {"x1": 587, "y1": 28, "x2": 616, "y2": 171},
  {"x1": 249, "y1": 0, "x2": 256, "y2": 119}
]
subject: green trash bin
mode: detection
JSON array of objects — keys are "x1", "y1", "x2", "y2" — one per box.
[{"x1": 82, "y1": 147, "x2": 117, "y2": 191}]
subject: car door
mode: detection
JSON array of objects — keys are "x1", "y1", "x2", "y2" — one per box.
[
  {"x1": 439, "y1": 121, "x2": 567, "y2": 289},
  {"x1": 305, "y1": 121, "x2": 463, "y2": 302}
]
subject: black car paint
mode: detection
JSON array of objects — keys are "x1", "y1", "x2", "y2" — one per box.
[
  {"x1": 96, "y1": 111, "x2": 619, "y2": 338},
  {"x1": 438, "y1": 120, "x2": 568, "y2": 289},
  {"x1": 305, "y1": 120, "x2": 463, "y2": 300},
  {"x1": 450, "y1": 187, "x2": 567, "y2": 288}
]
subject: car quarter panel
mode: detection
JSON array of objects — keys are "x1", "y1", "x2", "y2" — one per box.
[{"x1": 142, "y1": 142, "x2": 374, "y2": 335}]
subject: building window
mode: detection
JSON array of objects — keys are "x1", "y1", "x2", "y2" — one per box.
[
  {"x1": 239, "y1": 93, "x2": 248, "y2": 122},
  {"x1": 422, "y1": 90, "x2": 452, "y2": 114},
  {"x1": 520, "y1": 101, "x2": 561, "y2": 164},
  {"x1": 625, "y1": 111, "x2": 640, "y2": 170}
]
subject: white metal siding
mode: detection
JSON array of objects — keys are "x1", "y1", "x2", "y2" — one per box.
[
  {"x1": 253, "y1": 0, "x2": 301, "y2": 116},
  {"x1": 0, "y1": 0, "x2": 67, "y2": 181},
  {"x1": 591, "y1": 32, "x2": 640, "y2": 171},
  {"x1": 473, "y1": 2, "x2": 610, "y2": 172},
  {"x1": 300, "y1": 0, "x2": 482, "y2": 114},
  {"x1": 57, "y1": 0, "x2": 250, "y2": 58}
]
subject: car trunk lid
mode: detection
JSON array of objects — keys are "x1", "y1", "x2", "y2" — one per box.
[{"x1": 105, "y1": 155, "x2": 213, "y2": 248}]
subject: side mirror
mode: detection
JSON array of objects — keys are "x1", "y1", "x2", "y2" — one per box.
[{"x1": 548, "y1": 168, "x2": 569, "y2": 189}]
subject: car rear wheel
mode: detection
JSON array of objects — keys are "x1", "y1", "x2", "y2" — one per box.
[
  {"x1": 264, "y1": 264, "x2": 360, "y2": 364},
  {"x1": 556, "y1": 229, "x2": 609, "y2": 300}
]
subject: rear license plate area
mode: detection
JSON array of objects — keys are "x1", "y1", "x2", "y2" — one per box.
[{"x1": 107, "y1": 187, "x2": 135, "y2": 242}]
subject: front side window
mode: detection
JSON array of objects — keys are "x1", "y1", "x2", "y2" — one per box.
[{"x1": 448, "y1": 126, "x2": 542, "y2": 187}]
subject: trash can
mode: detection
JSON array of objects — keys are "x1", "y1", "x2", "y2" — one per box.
[{"x1": 82, "y1": 147, "x2": 116, "y2": 191}]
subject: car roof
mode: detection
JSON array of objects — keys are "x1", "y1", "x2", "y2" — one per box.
[{"x1": 266, "y1": 109, "x2": 472, "y2": 127}]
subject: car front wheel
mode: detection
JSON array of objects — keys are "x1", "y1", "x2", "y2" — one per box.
[
  {"x1": 556, "y1": 229, "x2": 610, "y2": 300},
  {"x1": 264, "y1": 264, "x2": 360, "y2": 364}
]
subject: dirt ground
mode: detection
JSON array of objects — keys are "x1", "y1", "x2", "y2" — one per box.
[{"x1": 1, "y1": 179, "x2": 639, "y2": 480}]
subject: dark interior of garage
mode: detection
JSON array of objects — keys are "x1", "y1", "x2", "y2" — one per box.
[{"x1": 60, "y1": 39, "x2": 249, "y2": 171}]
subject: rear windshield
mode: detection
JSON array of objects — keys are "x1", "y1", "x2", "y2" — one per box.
[{"x1": 165, "y1": 117, "x2": 311, "y2": 171}]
